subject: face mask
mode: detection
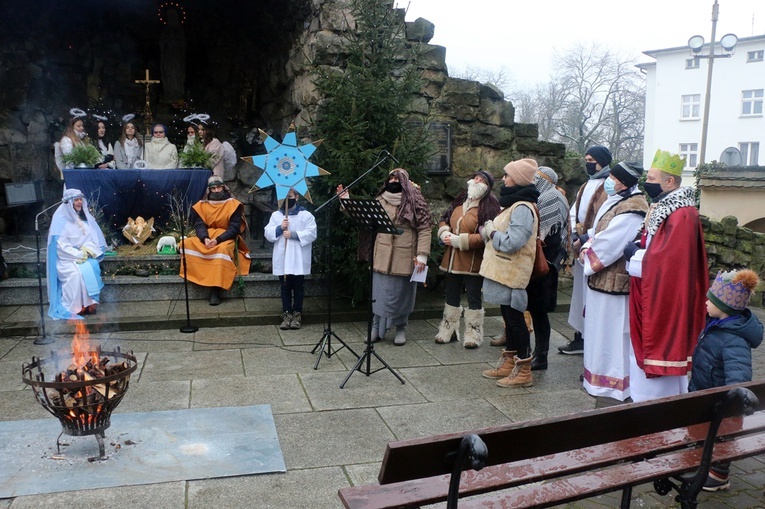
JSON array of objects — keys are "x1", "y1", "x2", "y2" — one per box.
[
  {"x1": 287, "y1": 198, "x2": 297, "y2": 209},
  {"x1": 76, "y1": 130, "x2": 87, "y2": 139},
  {"x1": 385, "y1": 181, "x2": 403, "y2": 193},
  {"x1": 187, "y1": 135, "x2": 195, "y2": 141},
  {"x1": 585, "y1": 162, "x2": 598, "y2": 176},
  {"x1": 643, "y1": 182, "x2": 663, "y2": 200},
  {"x1": 208, "y1": 191, "x2": 225, "y2": 201},
  {"x1": 603, "y1": 178, "x2": 618, "y2": 196}
]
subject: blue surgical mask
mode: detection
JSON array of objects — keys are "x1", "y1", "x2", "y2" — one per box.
[{"x1": 603, "y1": 178, "x2": 618, "y2": 196}]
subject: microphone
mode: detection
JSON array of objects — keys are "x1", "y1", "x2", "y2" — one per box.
[{"x1": 383, "y1": 150, "x2": 400, "y2": 165}]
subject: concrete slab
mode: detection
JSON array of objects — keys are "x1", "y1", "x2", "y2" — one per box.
[
  {"x1": 8, "y1": 481, "x2": 186, "y2": 509},
  {"x1": 277, "y1": 321, "x2": 363, "y2": 347},
  {"x1": 377, "y1": 399, "x2": 513, "y2": 440},
  {"x1": 274, "y1": 408, "x2": 395, "y2": 469},
  {"x1": 242, "y1": 297, "x2": 283, "y2": 315},
  {"x1": 140, "y1": 350, "x2": 246, "y2": 382},
  {"x1": 488, "y1": 389, "x2": 597, "y2": 422},
  {"x1": 191, "y1": 375, "x2": 312, "y2": 414},
  {"x1": 0, "y1": 338, "x2": 22, "y2": 360},
  {"x1": 300, "y1": 369, "x2": 426, "y2": 411},
  {"x1": 242, "y1": 345, "x2": 349, "y2": 375},
  {"x1": 0, "y1": 359, "x2": 26, "y2": 391},
  {"x1": 344, "y1": 463, "x2": 381, "y2": 487},
  {"x1": 0, "y1": 387, "x2": 49, "y2": 422},
  {"x1": 358, "y1": 340, "x2": 440, "y2": 369},
  {"x1": 193, "y1": 325, "x2": 280, "y2": 350},
  {"x1": 187, "y1": 467, "x2": 348, "y2": 509},
  {"x1": 166, "y1": 298, "x2": 229, "y2": 319},
  {"x1": 105, "y1": 330, "x2": 196, "y2": 353},
  {"x1": 419, "y1": 337, "x2": 502, "y2": 365},
  {"x1": 115, "y1": 380, "x2": 192, "y2": 413},
  {"x1": 398, "y1": 363, "x2": 519, "y2": 401},
  {"x1": 0, "y1": 406, "x2": 284, "y2": 498}
]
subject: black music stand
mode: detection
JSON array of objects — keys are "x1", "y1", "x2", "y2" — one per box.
[{"x1": 339, "y1": 198, "x2": 406, "y2": 388}]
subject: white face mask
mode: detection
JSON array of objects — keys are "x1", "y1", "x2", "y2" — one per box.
[{"x1": 76, "y1": 130, "x2": 87, "y2": 139}]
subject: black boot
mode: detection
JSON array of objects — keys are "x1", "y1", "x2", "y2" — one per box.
[
  {"x1": 531, "y1": 352, "x2": 548, "y2": 371},
  {"x1": 209, "y1": 287, "x2": 221, "y2": 306}
]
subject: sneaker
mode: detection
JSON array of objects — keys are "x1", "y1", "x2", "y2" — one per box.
[
  {"x1": 702, "y1": 472, "x2": 730, "y2": 492},
  {"x1": 279, "y1": 312, "x2": 292, "y2": 330},
  {"x1": 558, "y1": 335, "x2": 583, "y2": 355},
  {"x1": 290, "y1": 312, "x2": 302, "y2": 330}
]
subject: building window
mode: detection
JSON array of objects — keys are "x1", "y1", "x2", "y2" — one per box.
[
  {"x1": 742, "y1": 89, "x2": 764, "y2": 116},
  {"x1": 686, "y1": 57, "x2": 700, "y2": 69},
  {"x1": 679, "y1": 143, "x2": 698, "y2": 168},
  {"x1": 681, "y1": 94, "x2": 701, "y2": 119},
  {"x1": 739, "y1": 142, "x2": 760, "y2": 165},
  {"x1": 747, "y1": 50, "x2": 764, "y2": 62}
]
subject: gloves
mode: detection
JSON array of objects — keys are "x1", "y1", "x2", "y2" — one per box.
[
  {"x1": 623, "y1": 241, "x2": 639, "y2": 260},
  {"x1": 482, "y1": 220, "x2": 496, "y2": 243},
  {"x1": 82, "y1": 246, "x2": 98, "y2": 259},
  {"x1": 578, "y1": 232, "x2": 589, "y2": 244}
]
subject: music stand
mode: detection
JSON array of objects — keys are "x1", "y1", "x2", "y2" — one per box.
[{"x1": 339, "y1": 198, "x2": 406, "y2": 388}]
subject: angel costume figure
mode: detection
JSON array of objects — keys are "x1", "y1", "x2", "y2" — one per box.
[{"x1": 47, "y1": 189, "x2": 106, "y2": 319}]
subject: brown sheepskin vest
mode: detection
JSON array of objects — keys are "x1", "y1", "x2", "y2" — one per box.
[{"x1": 479, "y1": 202, "x2": 538, "y2": 289}]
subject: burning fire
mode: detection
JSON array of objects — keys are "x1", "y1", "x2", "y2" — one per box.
[{"x1": 71, "y1": 321, "x2": 99, "y2": 369}]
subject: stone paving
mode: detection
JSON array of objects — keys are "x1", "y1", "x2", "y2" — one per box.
[{"x1": 0, "y1": 295, "x2": 764, "y2": 508}]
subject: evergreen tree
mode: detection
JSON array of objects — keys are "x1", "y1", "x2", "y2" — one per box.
[{"x1": 309, "y1": 0, "x2": 432, "y2": 304}]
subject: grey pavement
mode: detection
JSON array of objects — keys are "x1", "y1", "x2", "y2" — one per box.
[{"x1": 1, "y1": 289, "x2": 765, "y2": 508}]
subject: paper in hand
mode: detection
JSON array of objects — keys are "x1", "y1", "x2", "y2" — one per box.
[{"x1": 410, "y1": 265, "x2": 428, "y2": 283}]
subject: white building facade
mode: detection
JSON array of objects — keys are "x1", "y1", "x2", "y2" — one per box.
[{"x1": 639, "y1": 35, "x2": 765, "y2": 179}]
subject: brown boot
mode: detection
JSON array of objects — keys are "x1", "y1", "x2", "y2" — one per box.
[
  {"x1": 496, "y1": 356, "x2": 533, "y2": 388},
  {"x1": 490, "y1": 332, "x2": 506, "y2": 347},
  {"x1": 482, "y1": 350, "x2": 516, "y2": 379}
]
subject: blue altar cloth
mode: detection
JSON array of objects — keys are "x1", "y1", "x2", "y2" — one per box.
[{"x1": 63, "y1": 168, "x2": 211, "y2": 237}]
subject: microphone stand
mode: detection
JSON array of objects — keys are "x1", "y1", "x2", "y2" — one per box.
[
  {"x1": 179, "y1": 204, "x2": 198, "y2": 333},
  {"x1": 311, "y1": 151, "x2": 392, "y2": 368},
  {"x1": 34, "y1": 200, "x2": 65, "y2": 345}
]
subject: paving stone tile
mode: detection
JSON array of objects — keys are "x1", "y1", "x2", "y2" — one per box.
[
  {"x1": 140, "y1": 350, "x2": 245, "y2": 382},
  {"x1": 301, "y1": 369, "x2": 426, "y2": 410},
  {"x1": 191, "y1": 375, "x2": 311, "y2": 414}
]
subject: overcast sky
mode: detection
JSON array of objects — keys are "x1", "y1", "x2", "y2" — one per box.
[{"x1": 402, "y1": 0, "x2": 765, "y2": 88}]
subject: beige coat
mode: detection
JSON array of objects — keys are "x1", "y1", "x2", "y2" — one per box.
[
  {"x1": 372, "y1": 196, "x2": 431, "y2": 277},
  {"x1": 438, "y1": 201, "x2": 485, "y2": 275}
]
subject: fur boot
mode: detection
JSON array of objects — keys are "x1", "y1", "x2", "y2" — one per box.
[
  {"x1": 435, "y1": 304, "x2": 462, "y2": 344},
  {"x1": 462, "y1": 308, "x2": 485, "y2": 349}
]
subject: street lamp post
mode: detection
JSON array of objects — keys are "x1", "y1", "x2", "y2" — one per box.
[{"x1": 688, "y1": 0, "x2": 738, "y2": 165}]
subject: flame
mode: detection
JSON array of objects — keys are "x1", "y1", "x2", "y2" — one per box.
[{"x1": 71, "y1": 321, "x2": 98, "y2": 367}]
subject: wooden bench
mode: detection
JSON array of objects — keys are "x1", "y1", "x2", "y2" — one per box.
[{"x1": 339, "y1": 381, "x2": 765, "y2": 509}]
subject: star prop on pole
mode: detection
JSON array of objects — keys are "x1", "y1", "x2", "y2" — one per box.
[{"x1": 242, "y1": 124, "x2": 329, "y2": 203}]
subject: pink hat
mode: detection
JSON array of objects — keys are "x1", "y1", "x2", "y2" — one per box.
[{"x1": 503, "y1": 158, "x2": 538, "y2": 186}]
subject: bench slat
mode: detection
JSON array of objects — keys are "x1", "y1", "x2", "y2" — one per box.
[
  {"x1": 457, "y1": 433, "x2": 765, "y2": 509},
  {"x1": 339, "y1": 412, "x2": 765, "y2": 509},
  {"x1": 379, "y1": 382, "x2": 765, "y2": 484}
]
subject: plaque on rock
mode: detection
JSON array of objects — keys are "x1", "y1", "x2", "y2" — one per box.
[{"x1": 407, "y1": 121, "x2": 452, "y2": 175}]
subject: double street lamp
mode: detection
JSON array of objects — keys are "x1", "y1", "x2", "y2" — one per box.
[{"x1": 687, "y1": 0, "x2": 737, "y2": 165}]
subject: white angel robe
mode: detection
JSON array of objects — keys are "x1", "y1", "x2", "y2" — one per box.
[{"x1": 264, "y1": 205, "x2": 317, "y2": 276}]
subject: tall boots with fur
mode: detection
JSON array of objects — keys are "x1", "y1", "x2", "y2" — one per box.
[
  {"x1": 463, "y1": 308, "x2": 485, "y2": 349},
  {"x1": 435, "y1": 304, "x2": 462, "y2": 344}
]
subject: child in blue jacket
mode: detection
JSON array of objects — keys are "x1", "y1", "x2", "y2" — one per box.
[{"x1": 689, "y1": 269, "x2": 763, "y2": 491}]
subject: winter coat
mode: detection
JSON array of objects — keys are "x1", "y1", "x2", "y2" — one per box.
[
  {"x1": 372, "y1": 196, "x2": 430, "y2": 277},
  {"x1": 688, "y1": 309, "x2": 764, "y2": 392},
  {"x1": 438, "y1": 201, "x2": 485, "y2": 275}
]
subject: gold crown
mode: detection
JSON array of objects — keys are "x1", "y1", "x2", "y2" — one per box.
[{"x1": 651, "y1": 149, "x2": 686, "y2": 176}]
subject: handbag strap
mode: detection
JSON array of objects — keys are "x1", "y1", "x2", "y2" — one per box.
[{"x1": 531, "y1": 204, "x2": 544, "y2": 247}]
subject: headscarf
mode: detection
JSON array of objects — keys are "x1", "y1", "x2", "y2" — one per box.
[
  {"x1": 46, "y1": 189, "x2": 107, "y2": 320},
  {"x1": 378, "y1": 168, "x2": 431, "y2": 229},
  {"x1": 534, "y1": 167, "x2": 570, "y2": 240}
]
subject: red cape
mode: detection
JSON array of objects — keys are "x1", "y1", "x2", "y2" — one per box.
[{"x1": 629, "y1": 207, "x2": 708, "y2": 376}]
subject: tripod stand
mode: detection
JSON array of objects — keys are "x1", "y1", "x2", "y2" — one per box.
[
  {"x1": 310, "y1": 202, "x2": 358, "y2": 369},
  {"x1": 339, "y1": 198, "x2": 405, "y2": 388}
]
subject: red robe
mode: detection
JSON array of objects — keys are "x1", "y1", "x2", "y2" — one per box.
[{"x1": 629, "y1": 207, "x2": 708, "y2": 376}]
